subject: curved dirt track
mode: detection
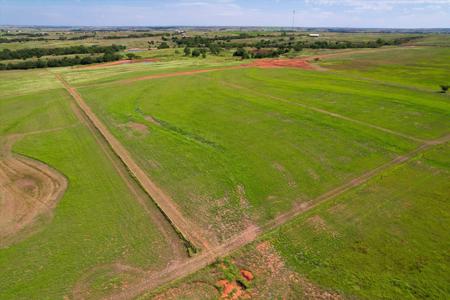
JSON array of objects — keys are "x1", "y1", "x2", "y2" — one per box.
[{"x1": 0, "y1": 134, "x2": 68, "y2": 247}]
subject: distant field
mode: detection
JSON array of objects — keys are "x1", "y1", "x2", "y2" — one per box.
[
  {"x1": 56, "y1": 57, "x2": 242, "y2": 87},
  {"x1": 215, "y1": 67, "x2": 450, "y2": 140},
  {"x1": 319, "y1": 46, "x2": 450, "y2": 91},
  {"x1": 0, "y1": 86, "x2": 177, "y2": 298},
  {"x1": 0, "y1": 69, "x2": 60, "y2": 98}
]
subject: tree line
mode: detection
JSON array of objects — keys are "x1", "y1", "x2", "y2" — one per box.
[
  {"x1": 174, "y1": 34, "x2": 421, "y2": 54},
  {"x1": 1, "y1": 32, "x2": 48, "y2": 37},
  {"x1": 0, "y1": 52, "x2": 122, "y2": 70},
  {"x1": 0, "y1": 44, "x2": 125, "y2": 60}
]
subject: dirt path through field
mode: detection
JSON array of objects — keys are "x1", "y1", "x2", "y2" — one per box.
[
  {"x1": 56, "y1": 74, "x2": 212, "y2": 253},
  {"x1": 121, "y1": 65, "x2": 248, "y2": 84},
  {"x1": 0, "y1": 127, "x2": 72, "y2": 247},
  {"x1": 107, "y1": 133, "x2": 449, "y2": 299},
  {"x1": 74, "y1": 58, "x2": 160, "y2": 70},
  {"x1": 68, "y1": 102, "x2": 188, "y2": 261}
]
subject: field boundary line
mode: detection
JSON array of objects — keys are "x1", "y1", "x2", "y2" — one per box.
[
  {"x1": 120, "y1": 65, "x2": 249, "y2": 84},
  {"x1": 220, "y1": 80, "x2": 426, "y2": 143},
  {"x1": 55, "y1": 74, "x2": 211, "y2": 253},
  {"x1": 108, "y1": 134, "x2": 449, "y2": 300}
]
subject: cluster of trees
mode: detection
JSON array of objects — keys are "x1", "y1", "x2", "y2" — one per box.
[
  {"x1": 172, "y1": 33, "x2": 264, "y2": 48},
  {"x1": 103, "y1": 32, "x2": 169, "y2": 39},
  {"x1": 58, "y1": 35, "x2": 96, "y2": 41},
  {"x1": 233, "y1": 47, "x2": 289, "y2": 59},
  {"x1": 0, "y1": 52, "x2": 122, "y2": 70},
  {"x1": 157, "y1": 42, "x2": 170, "y2": 49},
  {"x1": 0, "y1": 37, "x2": 48, "y2": 43},
  {"x1": 0, "y1": 44, "x2": 125, "y2": 60},
  {"x1": 183, "y1": 47, "x2": 207, "y2": 58},
  {"x1": 173, "y1": 34, "x2": 421, "y2": 58}
]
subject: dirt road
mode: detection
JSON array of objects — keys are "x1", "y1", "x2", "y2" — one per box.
[
  {"x1": 109, "y1": 133, "x2": 449, "y2": 300},
  {"x1": 56, "y1": 74, "x2": 211, "y2": 252}
]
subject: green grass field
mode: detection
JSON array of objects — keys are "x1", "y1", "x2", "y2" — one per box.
[
  {"x1": 319, "y1": 46, "x2": 450, "y2": 91},
  {"x1": 152, "y1": 143, "x2": 449, "y2": 299},
  {"x1": 78, "y1": 65, "x2": 429, "y2": 242},
  {"x1": 1, "y1": 33, "x2": 449, "y2": 299},
  {"x1": 0, "y1": 86, "x2": 175, "y2": 298},
  {"x1": 269, "y1": 143, "x2": 450, "y2": 299}
]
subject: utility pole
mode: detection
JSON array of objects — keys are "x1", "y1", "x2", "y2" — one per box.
[{"x1": 292, "y1": 10, "x2": 296, "y2": 30}]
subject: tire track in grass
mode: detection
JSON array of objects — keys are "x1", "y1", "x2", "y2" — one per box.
[
  {"x1": 108, "y1": 134, "x2": 449, "y2": 300},
  {"x1": 219, "y1": 80, "x2": 426, "y2": 144},
  {"x1": 55, "y1": 74, "x2": 212, "y2": 254}
]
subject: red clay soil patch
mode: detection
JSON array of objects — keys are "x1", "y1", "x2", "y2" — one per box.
[
  {"x1": 240, "y1": 270, "x2": 254, "y2": 281},
  {"x1": 217, "y1": 279, "x2": 250, "y2": 300},
  {"x1": 250, "y1": 58, "x2": 315, "y2": 70},
  {"x1": 75, "y1": 58, "x2": 160, "y2": 70}
]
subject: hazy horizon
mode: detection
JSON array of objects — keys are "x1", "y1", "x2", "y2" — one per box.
[{"x1": 1, "y1": 0, "x2": 449, "y2": 29}]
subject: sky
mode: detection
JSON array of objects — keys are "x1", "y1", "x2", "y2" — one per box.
[{"x1": 1, "y1": 0, "x2": 449, "y2": 28}]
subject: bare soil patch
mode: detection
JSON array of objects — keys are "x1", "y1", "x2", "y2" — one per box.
[
  {"x1": 119, "y1": 122, "x2": 149, "y2": 135},
  {"x1": 306, "y1": 215, "x2": 338, "y2": 237},
  {"x1": 250, "y1": 58, "x2": 315, "y2": 70},
  {"x1": 152, "y1": 281, "x2": 218, "y2": 300},
  {"x1": 0, "y1": 135, "x2": 67, "y2": 247},
  {"x1": 242, "y1": 241, "x2": 342, "y2": 299},
  {"x1": 145, "y1": 115, "x2": 161, "y2": 126}
]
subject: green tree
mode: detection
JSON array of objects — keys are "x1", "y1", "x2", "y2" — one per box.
[
  {"x1": 158, "y1": 42, "x2": 170, "y2": 49},
  {"x1": 126, "y1": 53, "x2": 138, "y2": 60},
  {"x1": 192, "y1": 49, "x2": 201, "y2": 57},
  {"x1": 184, "y1": 47, "x2": 191, "y2": 56}
]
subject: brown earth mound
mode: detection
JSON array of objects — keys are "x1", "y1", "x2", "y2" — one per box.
[{"x1": 0, "y1": 136, "x2": 67, "y2": 247}]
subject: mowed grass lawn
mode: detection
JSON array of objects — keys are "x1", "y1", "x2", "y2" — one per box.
[
  {"x1": 0, "y1": 87, "x2": 173, "y2": 298},
  {"x1": 79, "y1": 68, "x2": 421, "y2": 242},
  {"x1": 268, "y1": 143, "x2": 450, "y2": 299}
]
